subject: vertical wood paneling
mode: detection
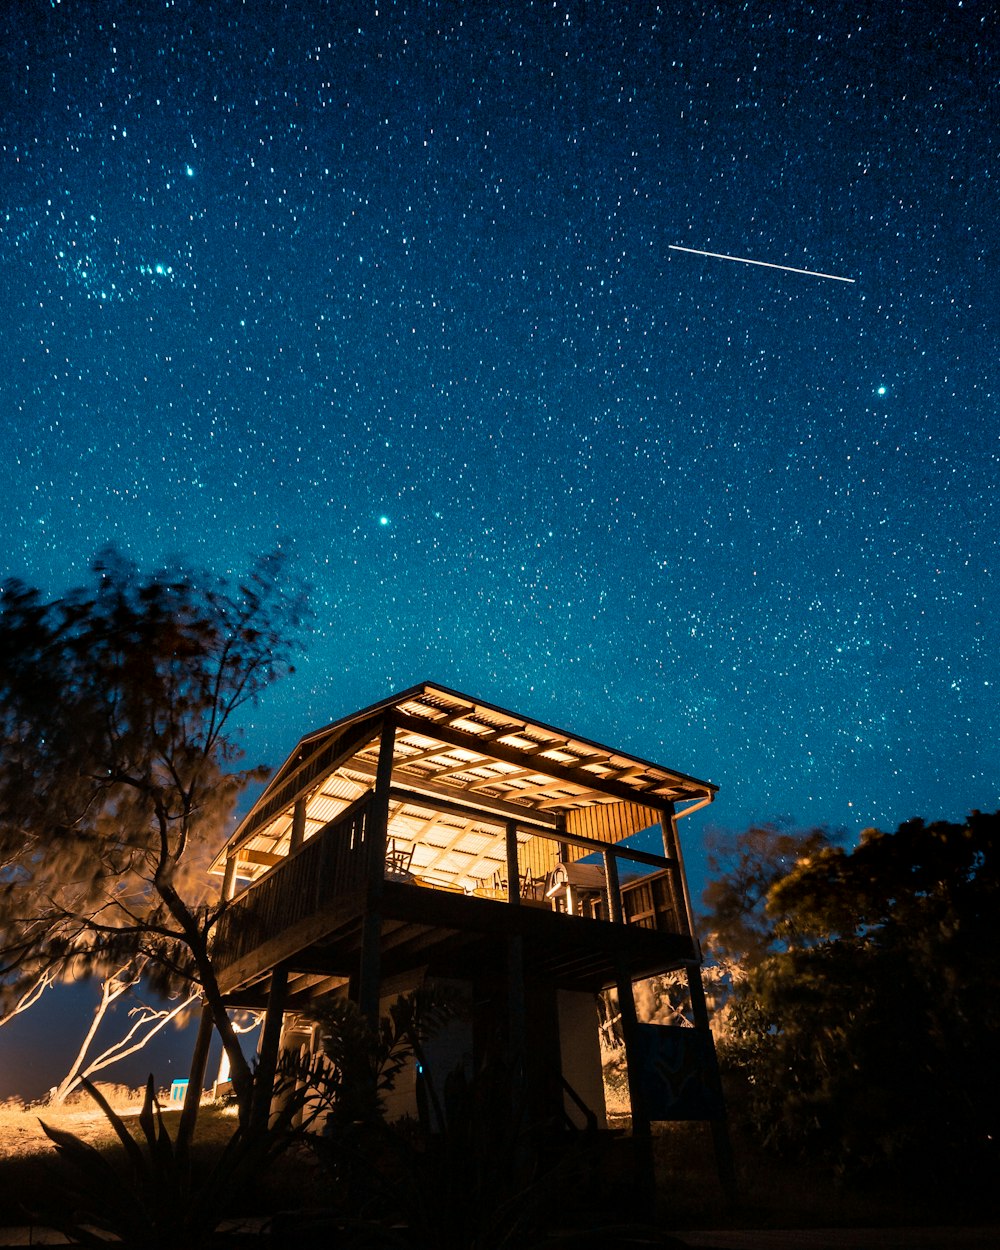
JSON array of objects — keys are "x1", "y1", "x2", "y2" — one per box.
[{"x1": 563, "y1": 802, "x2": 660, "y2": 861}]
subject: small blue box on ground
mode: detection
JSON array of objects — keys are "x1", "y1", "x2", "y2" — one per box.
[{"x1": 169, "y1": 1078, "x2": 189, "y2": 1102}]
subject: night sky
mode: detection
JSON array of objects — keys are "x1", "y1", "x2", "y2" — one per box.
[{"x1": 3, "y1": 1, "x2": 998, "y2": 908}]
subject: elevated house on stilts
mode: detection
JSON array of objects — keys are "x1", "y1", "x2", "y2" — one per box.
[{"x1": 210, "y1": 682, "x2": 732, "y2": 1185}]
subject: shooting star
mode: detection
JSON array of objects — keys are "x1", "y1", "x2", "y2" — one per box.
[{"x1": 669, "y1": 244, "x2": 855, "y2": 284}]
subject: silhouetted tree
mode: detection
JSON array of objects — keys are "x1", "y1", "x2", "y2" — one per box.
[
  {"x1": 702, "y1": 822, "x2": 841, "y2": 965},
  {"x1": 48, "y1": 957, "x2": 200, "y2": 1105},
  {"x1": 0, "y1": 550, "x2": 305, "y2": 1121},
  {"x1": 711, "y1": 812, "x2": 1000, "y2": 1181}
]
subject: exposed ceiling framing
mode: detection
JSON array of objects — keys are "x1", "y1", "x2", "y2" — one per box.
[{"x1": 216, "y1": 683, "x2": 715, "y2": 893}]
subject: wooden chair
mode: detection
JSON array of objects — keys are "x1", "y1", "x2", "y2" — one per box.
[
  {"x1": 384, "y1": 838, "x2": 415, "y2": 878},
  {"x1": 520, "y1": 872, "x2": 546, "y2": 901}
]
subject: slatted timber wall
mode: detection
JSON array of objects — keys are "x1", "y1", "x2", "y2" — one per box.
[{"x1": 563, "y1": 802, "x2": 662, "y2": 862}]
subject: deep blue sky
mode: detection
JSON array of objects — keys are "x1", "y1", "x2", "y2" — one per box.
[{"x1": 1, "y1": 2, "x2": 997, "y2": 1096}]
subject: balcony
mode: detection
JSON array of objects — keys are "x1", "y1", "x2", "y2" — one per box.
[{"x1": 213, "y1": 792, "x2": 696, "y2": 999}]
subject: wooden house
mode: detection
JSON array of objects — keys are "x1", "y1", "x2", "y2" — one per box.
[{"x1": 210, "y1": 682, "x2": 727, "y2": 1154}]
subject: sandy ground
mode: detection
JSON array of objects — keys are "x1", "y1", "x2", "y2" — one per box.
[
  {"x1": 0, "y1": 1093, "x2": 224, "y2": 1158},
  {"x1": 0, "y1": 1103, "x2": 131, "y2": 1158}
]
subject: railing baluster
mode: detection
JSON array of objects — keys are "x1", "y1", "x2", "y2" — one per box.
[{"x1": 213, "y1": 799, "x2": 372, "y2": 973}]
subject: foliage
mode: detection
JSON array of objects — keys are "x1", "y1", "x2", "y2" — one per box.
[
  {"x1": 298, "y1": 989, "x2": 669, "y2": 1249},
  {"x1": 33, "y1": 989, "x2": 678, "y2": 1248},
  {"x1": 299, "y1": 985, "x2": 467, "y2": 1225},
  {"x1": 702, "y1": 822, "x2": 842, "y2": 965},
  {"x1": 307, "y1": 987, "x2": 460, "y2": 1129},
  {"x1": 38, "y1": 1073, "x2": 306, "y2": 1248},
  {"x1": 714, "y1": 811, "x2": 1000, "y2": 1181},
  {"x1": 0, "y1": 549, "x2": 306, "y2": 1122}
]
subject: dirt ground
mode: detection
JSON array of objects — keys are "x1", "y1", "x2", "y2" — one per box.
[
  {"x1": 0, "y1": 1097, "x2": 155, "y2": 1159},
  {"x1": 1, "y1": 1095, "x2": 997, "y2": 1241},
  {"x1": 0, "y1": 1093, "x2": 243, "y2": 1234},
  {"x1": 0, "y1": 1091, "x2": 237, "y2": 1159}
]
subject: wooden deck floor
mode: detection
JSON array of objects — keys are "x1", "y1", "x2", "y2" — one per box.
[{"x1": 218, "y1": 877, "x2": 697, "y2": 1005}]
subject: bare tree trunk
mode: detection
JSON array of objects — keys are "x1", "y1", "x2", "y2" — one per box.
[
  {"x1": 49, "y1": 964, "x2": 141, "y2": 1105},
  {"x1": 154, "y1": 880, "x2": 257, "y2": 1125},
  {"x1": 0, "y1": 967, "x2": 57, "y2": 1029},
  {"x1": 71, "y1": 992, "x2": 201, "y2": 1101}
]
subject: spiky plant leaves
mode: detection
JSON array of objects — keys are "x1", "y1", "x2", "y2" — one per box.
[
  {"x1": 36, "y1": 1068, "x2": 324, "y2": 1249},
  {"x1": 38, "y1": 1118, "x2": 157, "y2": 1246}
]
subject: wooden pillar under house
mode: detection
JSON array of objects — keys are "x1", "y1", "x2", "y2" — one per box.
[
  {"x1": 358, "y1": 717, "x2": 396, "y2": 1027},
  {"x1": 686, "y1": 963, "x2": 738, "y2": 1203},
  {"x1": 505, "y1": 821, "x2": 527, "y2": 1071},
  {"x1": 614, "y1": 957, "x2": 656, "y2": 1210},
  {"x1": 251, "y1": 964, "x2": 289, "y2": 1131}
]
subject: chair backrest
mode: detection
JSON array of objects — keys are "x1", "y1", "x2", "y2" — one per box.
[{"x1": 385, "y1": 838, "x2": 415, "y2": 875}]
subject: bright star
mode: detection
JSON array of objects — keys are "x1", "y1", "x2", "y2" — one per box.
[
  {"x1": 877, "y1": 385, "x2": 887, "y2": 396},
  {"x1": 379, "y1": 516, "x2": 390, "y2": 527}
]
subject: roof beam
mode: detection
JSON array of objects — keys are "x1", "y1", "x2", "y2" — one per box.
[
  {"x1": 393, "y1": 741, "x2": 459, "y2": 767},
  {"x1": 466, "y1": 766, "x2": 537, "y2": 791},
  {"x1": 344, "y1": 766, "x2": 561, "y2": 828},
  {"x1": 239, "y1": 849, "x2": 284, "y2": 868},
  {"x1": 415, "y1": 755, "x2": 490, "y2": 781},
  {"x1": 230, "y1": 715, "x2": 382, "y2": 851},
  {"x1": 392, "y1": 711, "x2": 677, "y2": 810}
]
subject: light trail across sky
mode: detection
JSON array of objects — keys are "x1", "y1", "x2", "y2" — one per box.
[{"x1": 669, "y1": 244, "x2": 856, "y2": 283}]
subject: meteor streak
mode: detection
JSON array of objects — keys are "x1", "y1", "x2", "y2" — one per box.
[{"x1": 669, "y1": 244, "x2": 855, "y2": 284}]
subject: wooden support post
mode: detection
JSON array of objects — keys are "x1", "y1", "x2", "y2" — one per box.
[
  {"x1": 615, "y1": 962, "x2": 656, "y2": 1208},
  {"x1": 505, "y1": 821, "x2": 521, "y2": 906},
  {"x1": 556, "y1": 812, "x2": 570, "y2": 864},
  {"x1": 358, "y1": 718, "x2": 395, "y2": 1027},
  {"x1": 603, "y1": 848, "x2": 623, "y2": 925},
  {"x1": 686, "y1": 963, "x2": 737, "y2": 1204},
  {"x1": 660, "y1": 804, "x2": 694, "y2": 937},
  {"x1": 505, "y1": 810, "x2": 527, "y2": 1075},
  {"x1": 178, "y1": 1002, "x2": 213, "y2": 1148},
  {"x1": 221, "y1": 854, "x2": 238, "y2": 902},
  {"x1": 251, "y1": 965, "x2": 288, "y2": 1131},
  {"x1": 507, "y1": 933, "x2": 526, "y2": 1066},
  {"x1": 616, "y1": 968, "x2": 649, "y2": 1138},
  {"x1": 289, "y1": 797, "x2": 307, "y2": 854}
]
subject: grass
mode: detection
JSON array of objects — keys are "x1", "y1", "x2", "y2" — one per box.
[
  {"x1": 0, "y1": 1094, "x2": 243, "y2": 1230},
  {"x1": 0, "y1": 1092, "x2": 996, "y2": 1238}
]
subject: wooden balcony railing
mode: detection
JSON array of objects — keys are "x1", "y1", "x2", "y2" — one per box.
[
  {"x1": 213, "y1": 796, "x2": 690, "y2": 981},
  {"x1": 213, "y1": 797, "x2": 371, "y2": 974}
]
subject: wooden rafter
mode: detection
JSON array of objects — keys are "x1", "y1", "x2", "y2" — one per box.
[
  {"x1": 489, "y1": 775, "x2": 578, "y2": 802},
  {"x1": 537, "y1": 789, "x2": 618, "y2": 811},
  {"x1": 418, "y1": 754, "x2": 491, "y2": 781},
  {"x1": 466, "y1": 766, "x2": 537, "y2": 791},
  {"x1": 392, "y1": 740, "x2": 459, "y2": 768},
  {"x1": 239, "y1": 849, "x2": 284, "y2": 867},
  {"x1": 390, "y1": 713, "x2": 677, "y2": 808},
  {"x1": 417, "y1": 820, "x2": 479, "y2": 878}
]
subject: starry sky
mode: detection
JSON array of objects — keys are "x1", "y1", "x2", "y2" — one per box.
[{"x1": 3, "y1": 0, "x2": 998, "y2": 903}]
